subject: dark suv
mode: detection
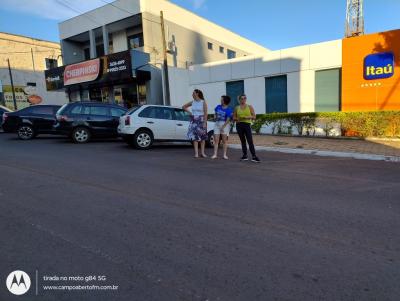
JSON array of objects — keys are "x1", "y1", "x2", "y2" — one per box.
[
  {"x1": 2, "y1": 105, "x2": 61, "y2": 139},
  {"x1": 54, "y1": 102, "x2": 127, "y2": 143}
]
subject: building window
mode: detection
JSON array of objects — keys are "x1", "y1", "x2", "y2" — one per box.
[
  {"x1": 207, "y1": 42, "x2": 213, "y2": 50},
  {"x1": 84, "y1": 48, "x2": 90, "y2": 60},
  {"x1": 45, "y1": 58, "x2": 58, "y2": 70},
  {"x1": 219, "y1": 46, "x2": 224, "y2": 54},
  {"x1": 96, "y1": 44, "x2": 105, "y2": 57},
  {"x1": 128, "y1": 33, "x2": 144, "y2": 49},
  {"x1": 265, "y1": 75, "x2": 288, "y2": 113},
  {"x1": 227, "y1": 49, "x2": 236, "y2": 59},
  {"x1": 315, "y1": 68, "x2": 341, "y2": 112}
]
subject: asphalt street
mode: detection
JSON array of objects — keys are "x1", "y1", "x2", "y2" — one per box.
[{"x1": 0, "y1": 133, "x2": 399, "y2": 301}]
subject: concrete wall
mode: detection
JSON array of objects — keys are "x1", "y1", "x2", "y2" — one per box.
[
  {"x1": 168, "y1": 40, "x2": 342, "y2": 113},
  {"x1": 0, "y1": 32, "x2": 68, "y2": 109}
]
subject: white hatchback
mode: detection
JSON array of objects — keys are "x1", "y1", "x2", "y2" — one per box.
[{"x1": 118, "y1": 105, "x2": 216, "y2": 149}]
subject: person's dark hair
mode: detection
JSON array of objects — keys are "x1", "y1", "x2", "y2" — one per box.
[
  {"x1": 194, "y1": 89, "x2": 204, "y2": 100},
  {"x1": 239, "y1": 94, "x2": 247, "y2": 100},
  {"x1": 221, "y1": 95, "x2": 231, "y2": 105}
]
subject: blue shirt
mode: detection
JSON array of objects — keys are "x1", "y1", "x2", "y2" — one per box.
[{"x1": 215, "y1": 105, "x2": 233, "y2": 122}]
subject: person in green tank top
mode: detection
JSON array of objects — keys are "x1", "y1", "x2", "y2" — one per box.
[{"x1": 233, "y1": 94, "x2": 260, "y2": 163}]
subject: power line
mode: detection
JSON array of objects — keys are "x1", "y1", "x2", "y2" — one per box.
[{"x1": 55, "y1": 0, "x2": 103, "y2": 26}]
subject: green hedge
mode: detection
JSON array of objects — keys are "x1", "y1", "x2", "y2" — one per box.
[{"x1": 252, "y1": 111, "x2": 400, "y2": 138}]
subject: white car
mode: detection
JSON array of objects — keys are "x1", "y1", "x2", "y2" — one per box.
[{"x1": 118, "y1": 105, "x2": 216, "y2": 150}]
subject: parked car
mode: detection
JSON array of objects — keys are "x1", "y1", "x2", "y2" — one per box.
[
  {"x1": 54, "y1": 102, "x2": 127, "y2": 143},
  {"x1": 2, "y1": 105, "x2": 61, "y2": 139},
  {"x1": 0, "y1": 105, "x2": 13, "y2": 130},
  {"x1": 118, "y1": 105, "x2": 215, "y2": 150}
]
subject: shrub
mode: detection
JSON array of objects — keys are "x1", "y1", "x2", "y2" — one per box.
[{"x1": 252, "y1": 111, "x2": 400, "y2": 138}]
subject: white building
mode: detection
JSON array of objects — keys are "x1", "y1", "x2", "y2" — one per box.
[
  {"x1": 51, "y1": 0, "x2": 269, "y2": 107},
  {"x1": 169, "y1": 40, "x2": 343, "y2": 114}
]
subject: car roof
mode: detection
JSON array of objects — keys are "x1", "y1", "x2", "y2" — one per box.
[
  {"x1": 67, "y1": 102, "x2": 127, "y2": 109},
  {"x1": 141, "y1": 105, "x2": 183, "y2": 109}
]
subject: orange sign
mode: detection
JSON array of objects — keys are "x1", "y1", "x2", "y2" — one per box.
[
  {"x1": 64, "y1": 59, "x2": 100, "y2": 86},
  {"x1": 342, "y1": 29, "x2": 400, "y2": 111}
]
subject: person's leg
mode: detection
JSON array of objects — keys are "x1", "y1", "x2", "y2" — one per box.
[
  {"x1": 193, "y1": 141, "x2": 199, "y2": 157},
  {"x1": 200, "y1": 141, "x2": 206, "y2": 157},
  {"x1": 236, "y1": 123, "x2": 248, "y2": 158},
  {"x1": 212, "y1": 134, "x2": 220, "y2": 159},
  {"x1": 221, "y1": 134, "x2": 228, "y2": 159},
  {"x1": 243, "y1": 124, "x2": 256, "y2": 157}
]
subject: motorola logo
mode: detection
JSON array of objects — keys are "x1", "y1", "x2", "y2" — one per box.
[{"x1": 6, "y1": 270, "x2": 31, "y2": 295}]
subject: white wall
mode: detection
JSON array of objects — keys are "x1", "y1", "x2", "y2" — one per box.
[{"x1": 168, "y1": 39, "x2": 342, "y2": 113}]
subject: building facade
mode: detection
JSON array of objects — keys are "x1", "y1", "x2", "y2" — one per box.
[
  {"x1": 169, "y1": 29, "x2": 400, "y2": 114},
  {"x1": 0, "y1": 32, "x2": 67, "y2": 110},
  {"x1": 48, "y1": 0, "x2": 269, "y2": 107}
]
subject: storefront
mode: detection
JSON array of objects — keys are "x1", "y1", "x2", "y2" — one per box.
[{"x1": 45, "y1": 50, "x2": 151, "y2": 109}]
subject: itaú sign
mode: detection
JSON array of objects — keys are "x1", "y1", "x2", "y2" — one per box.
[
  {"x1": 364, "y1": 52, "x2": 394, "y2": 80},
  {"x1": 64, "y1": 59, "x2": 100, "y2": 86}
]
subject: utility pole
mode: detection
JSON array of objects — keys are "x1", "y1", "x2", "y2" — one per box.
[
  {"x1": 7, "y1": 58, "x2": 17, "y2": 110},
  {"x1": 31, "y1": 48, "x2": 36, "y2": 72},
  {"x1": 160, "y1": 11, "x2": 171, "y2": 106}
]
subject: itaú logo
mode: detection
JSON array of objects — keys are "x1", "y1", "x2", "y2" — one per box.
[
  {"x1": 6, "y1": 270, "x2": 31, "y2": 295},
  {"x1": 364, "y1": 52, "x2": 395, "y2": 80}
]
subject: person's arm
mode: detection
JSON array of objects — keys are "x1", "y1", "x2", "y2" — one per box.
[
  {"x1": 233, "y1": 107, "x2": 238, "y2": 122},
  {"x1": 249, "y1": 105, "x2": 256, "y2": 121},
  {"x1": 203, "y1": 101, "x2": 208, "y2": 126},
  {"x1": 222, "y1": 109, "x2": 233, "y2": 129},
  {"x1": 182, "y1": 101, "x2": 193, "y2": 114}
]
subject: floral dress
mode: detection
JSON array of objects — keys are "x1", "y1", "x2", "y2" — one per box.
[{"x1": 187, "y1": 100, "x2": 208, "y2": 141}]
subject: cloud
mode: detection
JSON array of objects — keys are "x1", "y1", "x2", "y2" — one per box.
[
  {"x1": 192, "y1": 0, "x2": 206, "y2": 10},
  {"x1": 0, "y1": 0, "x2": 104, "y2": 21}
]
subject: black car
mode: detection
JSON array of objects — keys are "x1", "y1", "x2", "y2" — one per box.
[
  {"x1": 54, "y1": 102, "x2": 127, "y2": 143},
  {"x1": 2, "y1": 105, "x2": 61, "y2": 139},
  {"x1": 0, "y1": 105, "x2": 13, "y2": 130}
]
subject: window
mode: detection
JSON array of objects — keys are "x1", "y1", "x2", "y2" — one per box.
[
  {"x1": 31, "y1": 106, "x2": 53, "y2": 115},
  {"x1": 315, "y1": 69, "x2": 341, "y2": 112},
  {"x1": 70, "y1": 105, "x2": 83, "y2": 115},
  {"x1": 227, "y1": 49, "x2": 236, "y2": 59},
  {"x1": 174, "y1": 109, "x2": 190, "y2": 121},
  {"x1": 208, "y1": 42, "x2": 213, "y2": 50},
  {"x1": 45, "y1": 58, "x2": 58, "y2": 70},
  {"x1": 219, "y1": 46, "x2": 224, "y2": 54},
  {"x1": 84, "y1": 48, "x2": 90, "y2": 60},
  {"x1": 139, "y1": 107, "x2": 174, "y2": 120},
  {"x1": 83, "y1": 106, "x2": 109, "y2": 116},
  {"x1": 111, "y1": 108, "x2": 126, "y2": 117},
  {"x1": 128, "y1": 33, "x2": 144, "y2": 49},
  {"x1": 265, "y1": 75, "x2": 288, "y2": 113},
  {"x1": 96, "y1": 44, "x2": 105, "y2": 57},
  {"x1": 226, "y1": 81, "x2": 244, "y2": 109}
]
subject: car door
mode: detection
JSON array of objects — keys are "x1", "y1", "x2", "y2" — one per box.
[
  {"x1": 138, "y1": 106, "x2": 176, "y2": 140},
  {"x1": 30, "y1": 106, "x2": 57, "y2": 132},
  {"x1": 83, "y1": 105, "x2": 111, "y2": 136},
  {"x1": 174, "y1": 108, "x2": 191, "y2": 140}
]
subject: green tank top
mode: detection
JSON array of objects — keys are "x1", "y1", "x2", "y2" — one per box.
[{"x1": 235, "y1": 105, "x2": 252, "y2": 124}]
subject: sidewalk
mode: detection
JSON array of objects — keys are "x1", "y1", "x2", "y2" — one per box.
[{"x1": 228, "y1": 134, "x2": 400, "y2": 161}]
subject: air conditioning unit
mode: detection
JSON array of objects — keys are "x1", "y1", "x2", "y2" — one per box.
[{"x1": 167, "y1": 41, "x2": 176, "y2": 54}]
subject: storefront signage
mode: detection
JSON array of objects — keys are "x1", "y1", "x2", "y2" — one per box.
[
  {"x1": 364, "y1": 52, "x2": 394, "y2": 80},
  {"x1": 64, "y1": 59, "x2": 100, "y2": 86},
  {"x1": 98, "y1": 51, "x2": 132, "y2": 83}
]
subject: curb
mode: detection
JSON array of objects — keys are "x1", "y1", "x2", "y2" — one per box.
[{"x1": 228, "y1": 144, "x2": 400, "y2": 162}]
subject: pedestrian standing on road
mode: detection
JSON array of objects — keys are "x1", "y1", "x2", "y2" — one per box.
[
  {"x1": 183, "y1": 89, "x2": 208, "y2": 158},
  {"x1": 233, "y1": 94, "x2": 261, "y2": 163},
  {"x1": 212, "y1": 95, "x2": 233, "y2": 160}
]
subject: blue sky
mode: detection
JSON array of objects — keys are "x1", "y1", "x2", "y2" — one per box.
[{"x1": 0, "y1": 0, "x2": 399, "y2": 50}]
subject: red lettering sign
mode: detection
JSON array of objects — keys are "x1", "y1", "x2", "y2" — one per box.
[{"x1": 64, "y1": 59, "x2": 100, "y2": 86}]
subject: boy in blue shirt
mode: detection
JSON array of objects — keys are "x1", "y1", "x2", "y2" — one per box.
[{"x1": 212, "y1": 96, "x2": 233, "y2": 160}]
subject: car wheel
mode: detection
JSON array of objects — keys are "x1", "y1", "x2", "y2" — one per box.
[
  {"x1": 17, "y1": 125, "x2": 35, "y2": 140},
  {"x1": 72, "y1": 127, "x2": 91, "y2": 143},
  {"x1": 134, "y1": 130, "x2": 153, "y2": 150},
  {"x1": 206, "y1": 131, "x2": 215, "y2": 148}
]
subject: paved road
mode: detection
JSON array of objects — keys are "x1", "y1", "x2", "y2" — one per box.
[{"x1": 0, "y1": 133, "x2": 399, "y2": 301}]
